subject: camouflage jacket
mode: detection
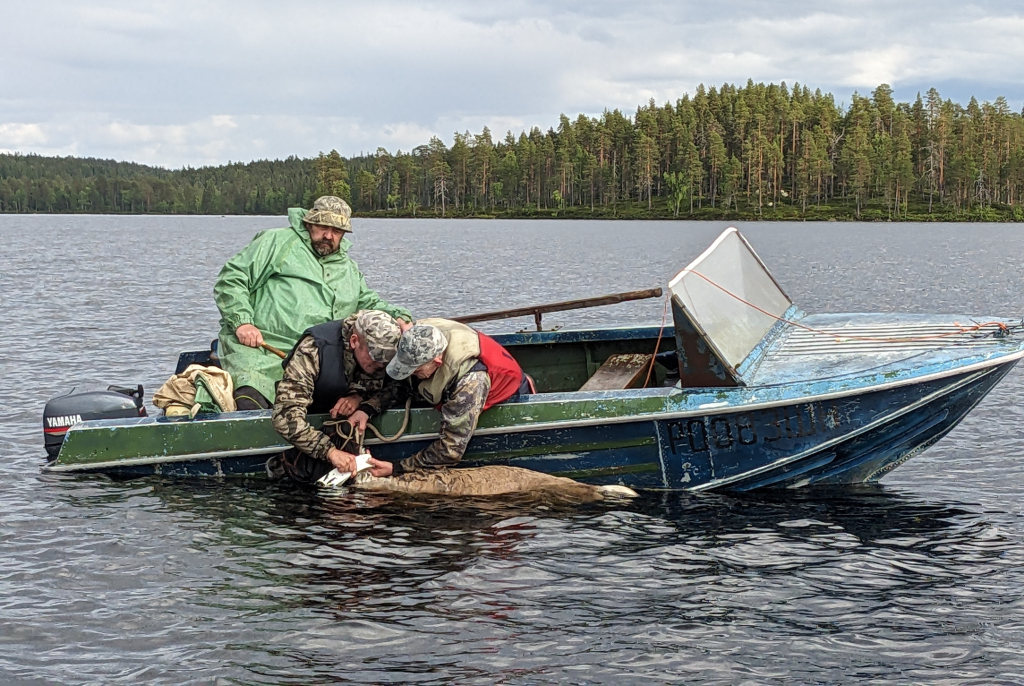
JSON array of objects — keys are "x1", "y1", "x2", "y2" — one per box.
[
  {"x1": 271, "y1": 316, "x2": 400, "y2": 460},
  {"x1": 395, "y1": 370, "x2": 491, "y2": 474}
]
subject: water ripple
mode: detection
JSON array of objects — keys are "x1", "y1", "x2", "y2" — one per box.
[{"x1": 5, "y1": 217, "x2": 1024, "y2": 683}]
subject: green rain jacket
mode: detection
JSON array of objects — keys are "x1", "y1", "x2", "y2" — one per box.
[{"x1": 214, "y1": 208, "x2": 411, "y2": 403}]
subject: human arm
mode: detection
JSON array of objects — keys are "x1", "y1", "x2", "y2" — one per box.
[
  {"x1": 327, "y1": 447, "x2": 359, "y2": 473},
  {"x1": 344, "y1": 376, "x2": 411, "y2": 432},
  {"x1": 348, "y1": 410, "x2": 370, "y2": 432},
  {"x1": 271, "y1": 337, "x2": 335, "y2": 461},
  {"x1": 367, "y1": 456, "x2": 393, "y2": 477},
  {"x1": 213, "y1": 230, "x2": 283, "y2": 333},
  {"x1": 392, "y1": 371, "x2": 490, "y2": 475}
]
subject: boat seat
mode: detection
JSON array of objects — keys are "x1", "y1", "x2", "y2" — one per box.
[{"x1": 579, "y1": 353, "x2": 653, "y2": 391}]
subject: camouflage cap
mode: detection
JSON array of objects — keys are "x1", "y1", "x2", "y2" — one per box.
[
  {"x1": 302, "y1": 195, "x2": 352, "y2": 232},
  {"x1": 386, "y1": 324, "x2": 448, "y2": 379},
  {"x1": 353, "y1": 310, "x2": 402, "y2": 364}
]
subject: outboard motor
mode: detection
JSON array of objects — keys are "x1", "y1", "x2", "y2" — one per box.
[{"x1": 43, "y1": 385, "x2": 146, "y2": 461}]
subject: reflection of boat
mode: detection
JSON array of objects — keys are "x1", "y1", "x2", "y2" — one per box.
[
  {"x1": 637, "y1": 485, "x2": 977, "y2": 543},
  {"x1": 44, "y1": 228, "x2": 1024, "y2": 490}
]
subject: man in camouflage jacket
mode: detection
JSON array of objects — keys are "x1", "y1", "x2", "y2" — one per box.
[
  {"x1": 271, "y1": 310, "x2": 408, "y2": 480},
  {"x1": 373, "y1": 319, "x2": 529, "y2": 476}
]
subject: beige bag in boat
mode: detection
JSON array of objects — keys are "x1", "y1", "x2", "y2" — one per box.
[{"x1": 153, "y1": 364, "x2": 236, "y2": 418}]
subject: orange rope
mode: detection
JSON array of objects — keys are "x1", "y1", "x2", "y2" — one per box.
[
  {"x1": 643, "y1": 292, "x2": 671, "y2": 388},
  {"x1": 687, "y1": 270, "x2": 1009, "y2": 344}
]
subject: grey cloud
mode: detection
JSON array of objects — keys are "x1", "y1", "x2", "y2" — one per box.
[
  {"x1": 1, "y1": 0, "x2": 1022, "y2": 167},
  {"x1": 576, "y1": 24, "x2": 616, "y2": 46}
]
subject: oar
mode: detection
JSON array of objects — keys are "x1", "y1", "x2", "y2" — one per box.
[
  {"x1": 261, "y1": 287, "x2": 661, "y2": 356},
  {"x1": 261, "y1": 343, "x2": 287, "y2": 359},
  {"x1": 452, "y1": 287, "x2": 663, "y2": 331}
]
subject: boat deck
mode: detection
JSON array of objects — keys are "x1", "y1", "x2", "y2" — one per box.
[{"x1": 748, "y1": 313, "x2": 1021, "y2": 387}]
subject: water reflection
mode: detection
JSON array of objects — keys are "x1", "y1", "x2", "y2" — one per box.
[
  {"x1": 20, "y1": 467, "x2": 1024, "y2": 682},
  {"x1": 8, "y1": 217, "x2": 1024, "y2": 682}
]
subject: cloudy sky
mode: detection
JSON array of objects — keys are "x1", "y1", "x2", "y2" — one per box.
[{"x1": 1, "y1": 0, "x2": 1022, "y2": 168}]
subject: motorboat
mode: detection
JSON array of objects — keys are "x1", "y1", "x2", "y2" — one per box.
[{"x1": 43, "y1": 228, "x2": 1024, "y2": 490}]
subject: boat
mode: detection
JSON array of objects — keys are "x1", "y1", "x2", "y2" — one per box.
[{"x1": 42, "y1": 227, "x2": 1024, "y2": 490}]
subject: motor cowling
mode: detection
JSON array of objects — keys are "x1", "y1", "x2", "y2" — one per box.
[{"x1": 43, "y1": 385, "x2": 146, "y2": 461}]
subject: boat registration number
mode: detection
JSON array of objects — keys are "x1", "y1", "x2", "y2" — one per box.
[{"x1": 662, "y1": 401, "x2": 844, "y2": 455}]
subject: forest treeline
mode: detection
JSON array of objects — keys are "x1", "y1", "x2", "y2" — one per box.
[{"x1": 4, "y1": 80, "x2": 1024, "y2": 221}]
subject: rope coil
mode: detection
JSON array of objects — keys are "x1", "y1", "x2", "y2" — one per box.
[{"x1": 323, "y1": 397, "x2": 413, "y2": 447}]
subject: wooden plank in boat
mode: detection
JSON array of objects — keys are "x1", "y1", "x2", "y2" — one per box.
[{"x1": 580, "y1": 353, "x2": 653, "y2": 391}]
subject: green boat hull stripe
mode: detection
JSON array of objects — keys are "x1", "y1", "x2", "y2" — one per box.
[
  {"x1": 44, "y1": 445, "x2": 288, "y2": 473},
  {"x1": 46, "y1": 436, "x2": 658, "y2": 475}
]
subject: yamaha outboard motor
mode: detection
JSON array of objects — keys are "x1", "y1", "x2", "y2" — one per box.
[{"x1": 43, "y1": 385, "x2": 146, "y2": 461}]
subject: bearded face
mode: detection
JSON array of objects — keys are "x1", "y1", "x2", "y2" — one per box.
[{"x1": 306, "y1": 224, "x2": 345, "y2": 256}]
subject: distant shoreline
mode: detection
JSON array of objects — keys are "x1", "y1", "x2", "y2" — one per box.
[
  {"x1": 4, "y1": 202, "x2": 1022, "y2": 222},
  {"x1": 352, "y1": 201, "x2": 1024, "y2": 222}
]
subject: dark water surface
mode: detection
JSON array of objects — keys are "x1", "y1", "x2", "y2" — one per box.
[{"x1": 3, "y1": 216, "x2": 1024, "y2": 684}]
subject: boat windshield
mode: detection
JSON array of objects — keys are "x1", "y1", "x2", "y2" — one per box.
[{"x1": 669, "y1": 228, "x2": 792, "y2": 374}]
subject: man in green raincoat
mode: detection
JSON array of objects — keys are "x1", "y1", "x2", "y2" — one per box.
[{"x1": 214, "y1": 196, "x2": 412, "y2": 409}]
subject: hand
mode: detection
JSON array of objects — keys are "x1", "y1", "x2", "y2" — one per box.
[
  {"x1": 368, "y1": 457, "x2": 393, "y2": 478},
  {"x1": 330, "y1": 394, "x2": 362, "y2": 418},
  {"x1": 348, "y1": 410, "x2": 369, "y2": 432},
  {"x1": 235, "y1": 323, "x2": 264, "y2": 348},
  {"x1": 398, "y1": 319, "x2": 414, "y2": 333},
  {"x1": 327, "y1": 447, "x2": 358, "y2": 474}
]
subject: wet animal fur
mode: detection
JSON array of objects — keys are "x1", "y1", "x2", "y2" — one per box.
[{"x1": 351, "y1": 465, "x2": 636, "y2": 501}]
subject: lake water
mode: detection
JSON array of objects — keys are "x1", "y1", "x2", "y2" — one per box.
[{"x1": 3, "y1": 216, "x2": 1024, "y2": 683}]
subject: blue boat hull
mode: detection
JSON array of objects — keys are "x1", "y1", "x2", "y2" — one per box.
[
  {"x1": 81, "y1": 359, "x2": 1016, "y2": 491},
  {"x1": 453, "y1": 361, "x2": 1014, "y2": 491}
]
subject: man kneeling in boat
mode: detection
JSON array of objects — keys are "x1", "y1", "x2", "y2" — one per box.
[
  {"x1": 289, "y1": 318, "x2": 635, "y2": 501},
  {"x1": 352, "y1": 322, "x2": 638, "y2": 501},
  {"x1": 372, "y1": 319, "x2": 531, "y2": 477},
  {"x1": 269, "y1": 310, "x2": 406, "y2": 482}
]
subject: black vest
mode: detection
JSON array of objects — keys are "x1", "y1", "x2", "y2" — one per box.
[{"x1": 283, "y1": 320, "x2": 350, "y2": 413}]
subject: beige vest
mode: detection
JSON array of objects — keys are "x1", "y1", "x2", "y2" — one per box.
[{"x1": 416, "y1": 318, "x2": 481, "y2": 405}]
